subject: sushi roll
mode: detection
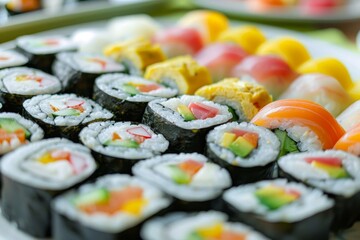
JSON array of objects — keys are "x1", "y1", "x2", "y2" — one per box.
[
  {"x1": 52, "y1": 52, "x2": 125, "y2": 98},
  {"x1": 257, "y1": 37, "x2": 311, "y2": 70},
  {"x1": 93, "y1": 73, "x2": 177, "y2": 122},
  {"x1": 79, "y1": 121, "x2": 169, "y2": 175},
  {"x1": 278, "y1": 150, "x2": 360, "y2": 230},
  {"x1": 217, "y1": 26, "x2": 267, "y2": 54},
  {"x1": 144, "y1": 56, "x2": 212, "y2": 95},
  {"x1": 16, "y1": 35, "x2": 76, "y2": 73},
  {"x1": 337, "y1": 100, "x2": 360, "y2": 131},
  {"x1": 298, "y1": 57, "x2": 353, "y2": 91},
  {"x1": 107, "y1": 14, "x2": 161, "y2": 41},
  {"x1": 52, "y1": 174, "x2": 171, "y2": 240},
  {"x1": 195, "y1": 43, "x2": 248, "y2": 82},
  {"x1": 223, "y1": 179, "x2": 334, "y2": 240},
  {"x1": 206, "y1": 122, "x2": 280, "y2": 184},
  {"x1": 104, "y1": 38, "x2": 166, "y2": 76},
  {"x1": 279, "y1": 74, "x2": 352, "y2": 116},
  {"x1": 1, "y1": 138, "x2": 96, "y2": 237},
  {"x1": 142, "y1": 95, "x2": 232, "y2": 153},
  {"x1": 195, "y1": 78, "x2": 272, "y2": 122},
  {"x1": 0, "y1": 67, "x2": 62, "y2": 112},
  {"x1": 251, "y1": 99, "x2": 345, "y2": 156},
  {"x1": 133, "y1": 153, "x2": 231, "y2": 211},
  {"x1": 141, "y1": 211, "x2": 269, "y2": 240},
  {"x1": 23, "y1": 94, "x2": 113, "y2": 140},
  {"x1": 153, "y1": 27, "x2": 204, "y2": 58},
  {"x1": 334, "y1": 124, "x2": 360, "y2": 156},
  {"x1": 0, "y1": 50, "x2": 28, "y2": 69},
  {"x1": 177, "y1": 10, "x2": 229, "y2": 43},
  {"x1": 232, "y1": 55, "x2": 298, "y2": 99}
]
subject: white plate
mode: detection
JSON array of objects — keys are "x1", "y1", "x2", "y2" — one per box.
[
  {"x1": 0, "y1": 14, "x2": 360, "y2": 240},
  {"x1": 194, "y1": 0, "x2": 360, "y2": 23}
]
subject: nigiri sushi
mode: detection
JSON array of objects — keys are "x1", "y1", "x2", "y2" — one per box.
[
  {"x1": 334, "y1": 124, "x2": 360, "y2": 156},
  {"x1": 337, "y1": 100, "x2": 360, "y2": 131}
]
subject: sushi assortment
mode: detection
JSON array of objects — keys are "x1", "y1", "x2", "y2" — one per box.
[{"x1": 0, "y1": 9, "x2": 360, "y2": 240}]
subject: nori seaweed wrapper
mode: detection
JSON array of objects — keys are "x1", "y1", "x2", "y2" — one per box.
[
  {"x1": 279, "y1": 168, "x2": 360, "y2": 231},
  {"x1": 206, "y1": 146, "x2": 275, "y2": 185},
  {"x1": 1, "y1": 92, "x2": 32, "y2": 113},
  {"x1": 224, "y1": 200, "x2": 334, "y2": 240},
  {"x1": 15, "y1": 48, "x2": 56, "y2": 73},
  {"x1": 93, "y1": 84, "x2": 148, "y2": 122},
  {"x1": 142, "y1": 105, "x2": 219, "y2": 153}
]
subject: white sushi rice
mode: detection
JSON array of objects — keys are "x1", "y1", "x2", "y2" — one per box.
[
  {"x1": 0, "y1": 112, "x2": 44, "y2": 154},
  {"x1": 23, "y1": 94, "x2": 113, "y2": 126},
  {"x1": 71, "y1": 29, "x2": 112, "y2": 54},
  {"x1": 133, "y1": 153, "x2": 232, "y2": 201},
  {"x1": 223, "y1": 179, "x2": 334, "y2": 223},
  {"x1": 53, "y1": 174, "x2": 171, "y2": 233},
  {"x1": 207, "y1": 122, "x2": 280, "y2": 167},
  {"x1": 79, "y1": 121, "x2": 169, "y2": 159},
  {"x1": 149, "y1": 95, "x2": 232, "y2": 130},
  {"x1": 17, "y1": 35, "x2": 76, "y2": 55},
  {"x1": 95, "y1": 74, "x2": 177, "y2": 102},
  {"x1": 56, "y1": 52, "x2": 125, "y2": 74},
  {"x1": 278, "y1": 150, "x2": 360, "y2": 197},
  {"x1": 142, "y1": 211, "x2": 269, "y2": 240},
  {"x1": 0, "y1": 67, "x2": 61, "y2": 95},
  {"x1": 1, "y1": 138, "x2": 96, "y2": 190},
  {"x1": 0, "y1": 50, "x2": 28, "y2": 68},
  {"x1": 337, "y1": 100, "x2": 360, "y2": 131},
  {"x1": 268, "y1": 119, "x2": 323, "y2": 151}
]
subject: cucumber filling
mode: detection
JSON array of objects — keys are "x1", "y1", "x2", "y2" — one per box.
[{"x1": 274, "y1": 129, "x2": 299, "y2": 158}]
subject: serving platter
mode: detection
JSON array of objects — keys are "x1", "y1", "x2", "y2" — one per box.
[
  {"x1": 193, "y1": 0, "x2": 360, "y2": 23},
  {"x1": 0, "y1": 9, "x2": 360, "y2": 240}
]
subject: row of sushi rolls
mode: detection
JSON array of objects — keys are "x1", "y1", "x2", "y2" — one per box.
[{"x1": 1, "y1": 9, "x2": 360, "y2": 240}]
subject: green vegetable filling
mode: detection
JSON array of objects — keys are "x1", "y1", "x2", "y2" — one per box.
[{"x1": 274, "y1": 129, "x2": 299, "y2": 157}]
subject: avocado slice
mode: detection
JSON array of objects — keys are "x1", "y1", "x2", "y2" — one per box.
[
  {"x1": 122, "y1": 84, "x2": 139, "y2": 96},
  {"x1": 186, "y1": 232, "x2": 203, "y2": 240},
  {"x1": 220, "y1": 132, "x2": 237, "y2": 148},
  {"x1": 53, "y1": 108, "x2": 80, "y2": 116},
  {"x1": 177, "y1": 104, "x2": 196, "y2": 121},
  {"x1": 168, "y1": 165, "x2": 191, "y2": 185},
  {"x1": 255, "y1": 186, "x2": 298, "y2": 210},
  {"x1": 104, "y1": 139, "x2": 139, "y2": 148},
  {"x1": 274, "y1": 129, "x2": 299, "y2": 157},
  {"x1": 0, "y1": 118, "x2": 31, "y2": 138},
  {"x1": 73, "y1": 188, "x2": 109, "y2": 207},
  {"x1": 312, "y1": 162, "x2": 349, "y2": 179},
  {"x1": 228, "y1": 136, "x2": 254, "y2": 158}
]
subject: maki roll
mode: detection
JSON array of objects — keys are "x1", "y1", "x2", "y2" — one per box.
[
  {"x1": 79, "y1": 121, "x2": 169, "y2": 175},
  {"x1": 337, "y1": 100, "x2": 360, "y2": 131},
  {"x1": 0, "y1": 67, "x2": 62, "y2": 112},
  {"x1": 105, "y1": 38, "x2": 166, "y2": 76},
  {"x1": 1, "y1": 138, "x2": 96, "y2": 237},
  {"x1": 206, "y1": 122, "x2": 280, "y2": 184},
  {"x1": 16, "y1": 35, "x2": 76, "y2": 73},
  {"x1": 144, "y1": 56, "x2": 212, "y2": 95},
  {"x1": 23, "y1": 94, "x2": 113, "y2": 140},
  {"x1": 142, "y1": 95, "x2": 232, "y2": 153},
  {"x1": 278, "y1": 150, "x2": 360, "y2": 230},
  {"x1": 223, "y1": 179, "x2": 334, "y2": 240},
  {"x1": 53, "y1": 52, "x2": 125, "y2": 98},
  {"x1": 133, "y1": 153, "x2": 231, "y2": 211},
  {"x1": 94, "y1": 73, "x2": 177, "y2": 122},
  {"x1": 0, "y1": 50, "x2": 28, "y2": 69},
  {"x1": 334, "y1": 124, "x2": 360, "y2": 156},
  {"x1": 52, "y1": 174, "x2": 171, "y2": 240},
  {"x1": 251, "y1": 99, "x2": 345, "y2": 156},
  {"x1": 195, "y1": 43, "x2": 248, "y2": 82},
  {"x1": 279, "y1": 74, "x2": 352, "y2": 116},
  {"x1": 141, "y1": 211, "x2": 269, "y2": 240},
  {"x1": 195, "y1": 78, "x2": 272, "y2": 122}
]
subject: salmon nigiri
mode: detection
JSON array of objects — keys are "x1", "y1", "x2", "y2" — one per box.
[
  {"x1": 251, "y1": 99, "x2": 345, "y2": 155},
  {"x1": 334, "y1": 124, "x2": 360, "y2": 156}
]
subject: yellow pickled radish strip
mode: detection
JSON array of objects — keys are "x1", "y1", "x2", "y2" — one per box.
[
  {"x1": 298, "y1": 58, "x2": 353, "y2": 90},
  {"x1": 197, "y1": 223, "x2": 223, "y2": 238},
  {"x1": 221, "y1": 132, "x2": 237, "y2": 148},
  {"x1": 120, "y1": 199, "x2": 148, "y2": 216},
  {"x1": 38, "y1": 152, "x2": 55, "y2": 164},
  {"x1": 257, "y1": 37, "x2": 311, "y2": 70},
  {"x1": 178, "y1": 10, "x2": 229, "y2": 43},
  {"x1": 218, "y1": 26, "x2": 266, "y2": 54},
  {"x1": 348, "y1": 81, "x2": 360, "y2": 100},
  {"x1": 144, "y1": 56, "x2": 212, "y2": 94}
]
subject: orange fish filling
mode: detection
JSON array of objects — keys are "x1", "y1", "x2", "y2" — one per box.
[{"x1": 0, "y1": 128, "x2": 26, "y2": 144}]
